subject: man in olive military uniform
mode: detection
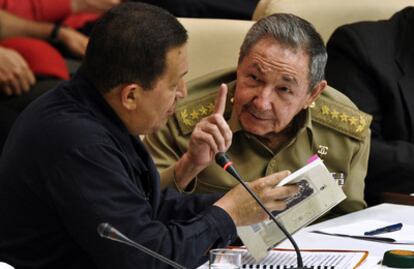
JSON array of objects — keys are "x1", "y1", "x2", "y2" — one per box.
[{"x1": 144, "y1": 13, "x2": 372, "y2": 214}]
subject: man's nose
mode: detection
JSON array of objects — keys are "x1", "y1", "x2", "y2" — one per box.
[
  {"x1": 176, "y1": 80, "x2": 187, "y2": 99},
  {"x1": 252, "y1": 87, "x2": 272, "y2": 111}
]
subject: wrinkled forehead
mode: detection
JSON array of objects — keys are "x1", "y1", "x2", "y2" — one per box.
[
  {"x1": 244, "y1": 38, "x2": 310, "y2": 80},
  {"x1": 244, "y1": 37, "x2": 309, "y2": 63}
]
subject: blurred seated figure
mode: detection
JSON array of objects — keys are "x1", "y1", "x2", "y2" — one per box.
[
  {"x1": 0, "y1": 10, "x2": 83, "y2": 152},
  {"x1": 0, "y1": 0, "x2": 120, "y2": 152},
  {"x1": 0, "y1": 0, "x2": 119, "y2": 22},
  {"x1": 138, "y1": 0, "x2": 259, "y2": 20},
  {"x1": 325, "y1": 7, "x2": 414, "y2": 205}
]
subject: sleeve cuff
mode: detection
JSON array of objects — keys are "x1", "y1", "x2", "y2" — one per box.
[
  {"x1": 204, "y1": 206, "x2": 237, "y2": 246},
  {"x1": 161, "y1": 165, "x2": 197, "y2": 194}
]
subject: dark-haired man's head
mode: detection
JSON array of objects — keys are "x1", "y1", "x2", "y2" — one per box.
[
  {"x1": 82, "y1": 3, "x2": 188, "y2": 135},
  {"x1": 83, "y1": 2, "x2": 188, "y2": 93}
]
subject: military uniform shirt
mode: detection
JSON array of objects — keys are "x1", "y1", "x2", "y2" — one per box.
[{"x1": 145, "y1": 69, "x2": 372, "y2": 214}]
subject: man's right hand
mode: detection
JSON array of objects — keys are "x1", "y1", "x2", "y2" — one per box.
[
  {"x1": 186, "y1": 83, "x2": 232, "y2": 167},
  {"x1": 214, "y1": 170, "x2": 299, "y2": 226},
  {"x1": 0, "y1": 47, "x2": 36, "y2": 96},
  {"x1": 174, "y1": 84, "x2": 232, "y2": 190}
]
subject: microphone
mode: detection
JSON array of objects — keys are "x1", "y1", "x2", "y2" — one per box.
[
  {"x1": 97, "y1": 223, "x2": 186, "y2": 269},
  {"x1": 215, "y1": 152, "x2": 308, "y2": 269}
]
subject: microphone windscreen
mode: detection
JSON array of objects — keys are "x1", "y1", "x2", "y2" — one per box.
[
  {"x1": 215, "y1": 152, "x2": 230, "y2": 167},
  {"x1": 97, "y1": 223, "x2": 111, "y2": 238}
]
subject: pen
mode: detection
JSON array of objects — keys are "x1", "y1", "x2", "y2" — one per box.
[{"x1": 364, "y1": 222, "x2": 403, "y2": 236}]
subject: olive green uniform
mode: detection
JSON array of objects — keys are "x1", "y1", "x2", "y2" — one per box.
[{"x1": 144, "y1": 69, "x2": 372, "y2": 214}]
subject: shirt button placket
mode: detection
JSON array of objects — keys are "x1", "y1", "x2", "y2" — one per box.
[{"x1": 266, "y1": 159, "x2": 277, "y2": 174}]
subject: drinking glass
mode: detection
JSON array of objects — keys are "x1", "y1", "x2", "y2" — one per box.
[{"x1": 209, "y1": 248, "x2": 242, "y2": 269}]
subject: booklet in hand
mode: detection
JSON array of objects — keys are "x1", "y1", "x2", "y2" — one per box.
[{"x1": 237, "y1": 156, "x2": 346, "y2": 261}]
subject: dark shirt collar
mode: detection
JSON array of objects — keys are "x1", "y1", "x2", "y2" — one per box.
[{"x1": 66, "y1": 71, "x2": 150, "y2": 173}]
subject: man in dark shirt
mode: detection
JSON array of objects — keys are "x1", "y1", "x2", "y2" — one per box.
[
  {"x1": 325, "y1": 7, "x2": 414, "y2": 205},
  {"x1": 0, "y1": 3, "x2": 297, "y2": 268}
]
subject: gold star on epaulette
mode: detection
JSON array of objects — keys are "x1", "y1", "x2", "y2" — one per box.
[
  {"x1": 356, "y1": 116, "x2": 368, "y2": 133},
  {"x1": 311, "y1": 93, "x2": 373, "y2": 141},
  {"x1": 340, "y1": 113, "x2": 348, "y2": 122},
  {"x1": 180, "y1": 109, "x2": 193, "y2": 126},
  {"x1": 349, "y1": 116, "x2": 358, "y2": 126},
  {"x1": 173, "y1": 74, "x2": 236, "y2": 136},
  {"x1": 176, "y1": 101, "x2": 217, "y2": 134},
  {"x1": 359, "y1": 116, "x2": 367, "y2": 126},
  {"x1": 321, "y1": 105, "x2": 330, "y2": 115},
  {"x1": 206, "y1": 103, "x2": 215, "y2": 113},
  {"x1": 330, "y1": 109, "x2": 339, "y2": 119},
  {"x1": 199, "y1": 106, "x2": 208, "y2": 116},
  {"x1": 190, "y1": 110, "x2": 199, "y2": 120}
]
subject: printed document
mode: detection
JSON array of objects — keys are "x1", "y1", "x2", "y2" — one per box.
[{"x1": 237, "y1": 157, "x2": 346, "y2": 260}]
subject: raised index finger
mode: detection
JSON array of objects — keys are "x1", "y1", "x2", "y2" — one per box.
[{"x1": 214, "y1": 83, "x2": 228, "y2": 115}]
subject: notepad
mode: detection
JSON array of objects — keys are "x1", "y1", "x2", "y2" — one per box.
[{"x1": 240, "y1": 248, "x2": 368, "y2": 269}]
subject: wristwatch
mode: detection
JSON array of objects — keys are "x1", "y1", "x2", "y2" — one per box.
[{"x1": 49, "y1": 23, "x2": 62, "y2": 45}]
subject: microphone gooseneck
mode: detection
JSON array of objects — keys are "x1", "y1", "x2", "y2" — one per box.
[
  {"x1": 215, "y1": 152, "x2": 307, "y2": 269},
  {"x1": 97, "y1": 223, "x2": 186, "y2": 269}
]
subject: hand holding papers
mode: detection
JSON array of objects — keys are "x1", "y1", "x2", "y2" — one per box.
[{"x1": 237, "y1": 157, "x2": 346, "y2": 260}]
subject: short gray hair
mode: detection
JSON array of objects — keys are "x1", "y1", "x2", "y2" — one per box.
[{"x1": 239, "y1": 13, "x2": 327, "y2": 91}]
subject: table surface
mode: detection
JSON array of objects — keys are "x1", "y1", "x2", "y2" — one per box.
[{"x1": 276, "y1": 203, "x2": 414, "y2": 268}]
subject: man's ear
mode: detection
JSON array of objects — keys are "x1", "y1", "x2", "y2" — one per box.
[
  {"x1": 306, "y1": 80, "x2": 327, "y2": 108},
  {"x1": 120, "y1": 83, "x2": 141, "y2": 110}
]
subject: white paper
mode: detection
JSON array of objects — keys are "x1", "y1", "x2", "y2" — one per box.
[
  {"x1": 244, "y1": 249, "x2": 367, "y2": 269},
  {"x1": 197, "y1": 249, "x2": 368, "y2": 269},
  {"x1": 237, "y1": 157, "x2": 346, "y2": 260}
]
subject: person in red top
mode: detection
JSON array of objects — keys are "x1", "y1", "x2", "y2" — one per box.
[
  {"x1": 0, "y1": 0, "x2": 120, "y2": 152},
  {"x1": 0, "y1": 0, "x2": 119, "y2": 21}
]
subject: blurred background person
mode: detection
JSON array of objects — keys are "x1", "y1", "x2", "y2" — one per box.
[
  {"x1": 325, "y1": 7, "x2": 414, "y2": 205},
  {"x1": 0, "y1": 0, "x2": 120, "y2": 152}
]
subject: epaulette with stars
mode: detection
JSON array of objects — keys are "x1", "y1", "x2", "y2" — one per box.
[
  {"x1": 311, "y1": 93, "x2": 372, "y2": 141},
  {"x1": 173, "y1": 69, "x2": 236, "y2": 136}
]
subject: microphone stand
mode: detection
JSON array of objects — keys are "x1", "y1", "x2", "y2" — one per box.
[
  {"x1": 216, "y1": 152, "x2": 309, "y2": 269},
  {"x1": 98, "y1": 223, "x2": 186, "y2": 269}
]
